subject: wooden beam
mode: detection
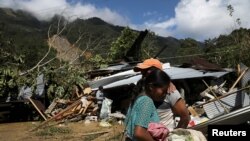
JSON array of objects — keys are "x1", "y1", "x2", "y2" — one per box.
[
  {"x1": 229, "y1": 68, "x2": 248, "y2": 92},
  {"x1": 195, "y1": 85, "x2": 250, "y2": 108},
  {"x1": 28, "y1": 98, "x2": 47, "y2": 120},
  {"x1": 188, "y1": 106, "x2": 199, "y2": 117},
  {"x1": 202, "y1": 80, "x2": 229, "y2": 114},
  {"x1": 31, "y1": 99, "x2": 82, "y2": 131}
]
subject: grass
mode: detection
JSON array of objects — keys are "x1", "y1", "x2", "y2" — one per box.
[
  {"x1": 83, "y1": 133, "x2": 103, "y2": 141},
  {"x1": 108, "y1": 133, "x2": 123, "y2": 141},
  {"x1": 35, "y1": 126, "x2": 72, "y2": 136},
  {"x1": 83, "y1": 126, "x2": 123, "y2": 141},
  {"x1": 80, "y1": 129, "x2": 105, "y2": 141}
]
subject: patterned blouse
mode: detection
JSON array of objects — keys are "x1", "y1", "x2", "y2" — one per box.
[{"x1": 125, "y1": 95, "x2": 160, "y2": 140}]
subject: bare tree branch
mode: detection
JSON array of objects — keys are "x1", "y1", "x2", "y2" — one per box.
[
  {"x1": 19, "y1": 19, "x2": 67, "y2": 76},
  {"x1": 69, "y1": 35, "x2": 92, "y2": 65}
]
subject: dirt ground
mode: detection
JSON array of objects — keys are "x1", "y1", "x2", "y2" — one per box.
[{"x1": 0, "y1": 121, "x2": 124, "y2": 141}]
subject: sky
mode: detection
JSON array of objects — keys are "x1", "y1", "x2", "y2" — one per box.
[{"x1": 1, "y1": 0, "x2": 250, "y2": 41}]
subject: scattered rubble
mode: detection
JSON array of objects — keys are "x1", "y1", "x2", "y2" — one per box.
[
  {"x1": 186, "y1": 65, "x2": 250, "y2": 133},
  {"x1": 31, "y1": 86, "x2": 126, "y2": 131}
]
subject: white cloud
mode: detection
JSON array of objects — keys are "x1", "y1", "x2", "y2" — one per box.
[
  {"x1": 139, "y1": 0, "x2": 250, "y2": 40},
  {"x1": 174, "y1": 0, "x2": 232, "y2": 40},
  {"x1": 0, "y1": 0, "x2": 129, "y2": 26},
  {"x1": 141, "y1": 18, "x2": 176, "y2": 36}
]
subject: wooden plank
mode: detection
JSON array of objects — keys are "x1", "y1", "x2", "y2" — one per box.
[
  {"x1": 188, "y1": 106, "x2": 199, "y2": 117},
  {"x1": 195, "y1": 85, "x2": 250, "y2": 108},
  {"x1": 28, "y1": 98, "x2": 47, "y2": 120},
  {"x1": 75, "y1": 86, "x2": 80, "y2": 98},
  {"x1": 202, "y1": 80, "x2": 229, "y2": 114},
  {"x1": 31, "y1": 99, "x2": 82, "y2": 131},
  {"x1": 229, "y1": 68, "x2": 248, "y2": 92},
  {"x1": 45, "y1": 99, "x2": 57, "y2": 114}
]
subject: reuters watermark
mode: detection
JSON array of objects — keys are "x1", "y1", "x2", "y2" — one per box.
[{"x1": 208, "y1": 125, "x2": 249, "y2": 140}]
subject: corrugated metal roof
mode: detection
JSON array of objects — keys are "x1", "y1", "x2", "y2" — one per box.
[
  {"x1": 164, "y1": 67, "x2": 229, "y2": 80},
  {"x1": 102, "y1": 64, "x2": 232, "y2": 89},
  {"x1": 88, "y1": 69, "x2": 139, "y2": 89},
  {"x1": 203, "y1": 93, "x2": 238, "y2": 119},
  {"x1": 190, "y1": 105, "x2": 250, "y2": 135}
]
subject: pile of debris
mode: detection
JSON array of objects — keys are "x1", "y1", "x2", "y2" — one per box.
[
  {"x1": 44, "y1": 97, "x2": 96, "y2": 122},
  {"x1": 31, "y1": 86, "x2": 125, "y2": 131},
  {"x1": 186, "y1": 66, "x2": 250, "y2": 130}
]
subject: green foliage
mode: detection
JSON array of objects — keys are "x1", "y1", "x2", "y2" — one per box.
[
  {"x1": 0, "y1": 65, "x2": 87, "y2": 101},
  {"x1": 205, "y1": 28, "x2": 250, "y2": 67},
  {"x1": 0, "y1": 8, "x2": 183, "y2": 67},
  {"x1": 227, "y1": 4, "x2": 234, "y2": 17},
  {"x1": 0, "y1": 68, "x2": 18, "y2": 97},
  {"x1": 203, "y1": 4, "x2": 249, "y2": 67},
  {"x1": 0, "y1": 31, "x2": 35, "y2": 98},
  {"x1": 109, "y1": 27, "x2": 139, "y2": 61},
  {"x1": 43, "y1": 65, "x2": 87, "y2": 101},
  {"x1": 178, "y1": 38, "x2": 202, "y2": 55},
  {"x1": 108, "y1": 28, "x2": 159, "y2": 62},
  {"x1": 175, "y1": 38, "x2": 203, "y2": 64},
  {"x1": 0, "y1": 66, "x2": 38, "y2": 98},
  {"x1": 89, "y1": 54, "x2": 108, "y2": 69},
  {"x1": 141, "y1": 31, "x2": 159, "y2": 59}
]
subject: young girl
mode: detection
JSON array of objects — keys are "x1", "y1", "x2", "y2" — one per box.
[{"x1": 125, "y1": 69, "x2": 171, "y2": 141}]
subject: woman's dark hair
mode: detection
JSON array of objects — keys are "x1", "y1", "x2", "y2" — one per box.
[
  {"x1": 144, "y1": 69, "x2": 171, "y2": 91},
  {"x1": 141, "y1": 66, "x2": 159, "y2": 78},
  {"x1": 130, "y1": 69, "x2": 171, "y2": 106}
]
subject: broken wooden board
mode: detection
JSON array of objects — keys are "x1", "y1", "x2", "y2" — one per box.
[{"x1": 28, "y1": 98, "x2": 47, "y2": 120}]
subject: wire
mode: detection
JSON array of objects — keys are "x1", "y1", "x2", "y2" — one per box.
[
  {"x1": 88, "y1": 49, "x2": 238, "y2": 67},
  {"x1": 43, "y1": 48, "x2": 239, "y2": 71},
  {"x1": 159, "y1": 50, "x2": 234, "y2": 60}
]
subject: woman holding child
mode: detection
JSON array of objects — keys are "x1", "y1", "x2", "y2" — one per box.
[{"x1": 125, "y1": 69, "x2": 170, "y2": 141}]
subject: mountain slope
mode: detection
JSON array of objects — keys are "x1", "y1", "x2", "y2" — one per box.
[{"x1": 0, "y1": 8, "x2": 183, "y2": 68}]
